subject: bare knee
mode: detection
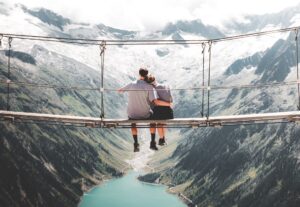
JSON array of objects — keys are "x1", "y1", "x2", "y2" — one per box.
[
  {"x1": 150, "y1": 123, "x2": 156, "y2": 134},
  {"x1": 131, "y1": 124, "x2": 137, "y2": 135}
]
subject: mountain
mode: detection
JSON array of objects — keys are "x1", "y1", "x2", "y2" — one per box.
[
  {"x1": 0, "y1": 4, "x2": 134, "y2": 205},
  {"x1": 0, "y1": 43, "x2": 132, "y2": 206},
  {"x1": 224, "y1": 3, "x2": 300, "y2": 34},
  {"x1": 1, "y1": 1, "x2": 300, "y2": 207},
  {"x1": 224, "y1": 52, "x2": 264, "y2": 76},
  {"x1": 22, "y1": 6, "x2": 71, "y2": 31},
  {"x1": 163, "y1": 123, "x2": 300, "y2": 207},
  {"x1": 161, "y1": 20, "x2": 224, "y2": 39},
  {"x1": 255, "y1": 36, "x2": 297, "y2": 82}
]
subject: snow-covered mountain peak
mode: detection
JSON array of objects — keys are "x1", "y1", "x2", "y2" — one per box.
[{"x1": 0, "y1": 3, "x2": 299, "y2": 116}]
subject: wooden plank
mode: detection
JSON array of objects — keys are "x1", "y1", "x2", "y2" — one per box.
[
  {"x1": 103, "y1": 118, "x2": 207, "y2": 125},
  {"x1": 0, "y1": 110, "x2": 299, "y2": 128},
  {"x1": 210, "y1": 111, "x2": 300, "y2": 123},
  {"x1": 0, "y1": 110, "x2": 102, "y2": 125}
]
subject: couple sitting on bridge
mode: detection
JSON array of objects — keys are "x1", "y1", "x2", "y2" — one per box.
[{"x1": 118, "y1": 68, "x2": 174, "y2": 152}]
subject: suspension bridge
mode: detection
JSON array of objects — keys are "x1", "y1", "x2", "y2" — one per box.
[{"x1": 0, "y1": 26, "x2": 300, "y2": 128}]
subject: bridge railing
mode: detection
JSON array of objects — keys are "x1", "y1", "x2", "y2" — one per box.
[{"x1": 0, "y1": 27, "x2": 299, "y2": 124}]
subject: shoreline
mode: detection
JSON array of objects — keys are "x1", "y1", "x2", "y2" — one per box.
[
  {"x1": 139, "y1": 178, "x2": 195, "y2": 207},
  {"x1": 78, "y1": 131, "x2": 189, "y2": 206}
]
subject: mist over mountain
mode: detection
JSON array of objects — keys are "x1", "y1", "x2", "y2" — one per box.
[
  {"x1": 22, "y1": 6, "x2": 72, "y2": 30},
  {"x1": 151, "y1": 5, "x2": 300, "y2": 207},
  {"x1": 161, "y1": 20, "x2": 224, "y2": 39},
  {"x1": 1, "y1": 1, "x2": 300, "y2": 207},
  {"x1": 224, "y1": 3, "x2": 300, "y2": 34}
]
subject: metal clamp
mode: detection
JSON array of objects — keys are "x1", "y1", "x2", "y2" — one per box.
[
  {"x1": 85, "y1": 122, "x2": 97, "y2": 128},
  {"x1": 100, "y1": 41, "x2": 106, "y2": 55},
  {"x1": 105, "y1": 123, "x2": 117, "y2": 128},
  {"x1": 208, "y1": 40, "x2": 213, "y2": 52},
  {"x1": 209, "y1": 121, "x2": 222, "y2": 128},
  {"x1": 201, "y1": 42, "x2": 206, "y2": 54},
  {"x1": 8, "y1": 36, "x2": 13, "y2": 48}
]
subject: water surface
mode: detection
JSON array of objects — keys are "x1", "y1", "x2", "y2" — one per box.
[{"x1": 79, "y1": 171, "x2": 186, "y2": 207}]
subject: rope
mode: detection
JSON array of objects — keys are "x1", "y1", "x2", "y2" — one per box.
[
  {"x1": 207, "y1": 41, "x2": 212, "y2": 119},
  {"x1": 295, "y1": 29, "x2": 300, "y2": 110},
  {"x1": 0, "y1": 35, "x2": 206, "y2": 46},
  {"x1": 100, "y1": 41, "x2": 106, "y2": 119},
  {"x1": 6, "y1": 37, "x2": 12, "y2": 111},
  {"x1": 0, "y1": 80, "x2": 100, "y2": 90},
  {"x1": 211, "y1": 81, "x2": 297, "y2": 90},
  {"x1": 0, "y1": 79, "x2": 297, "y2": 91},
  {"x1": 201, "y1": 43, "x2": 206, "y2": 117},
  {"x1": 0, "y1": 26, "x2": 299, "y2": 46}
]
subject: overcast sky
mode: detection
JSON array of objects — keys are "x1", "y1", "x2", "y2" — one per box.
[{"x1": 4, "y1": 0, "x2": 300, "y2": 31}]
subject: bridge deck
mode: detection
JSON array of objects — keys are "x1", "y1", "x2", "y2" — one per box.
[{"x1": 1, "y1": 110, "x2": 300, "y2": 128}]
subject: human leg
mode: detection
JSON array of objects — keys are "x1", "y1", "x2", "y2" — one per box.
[
  {"x1": 157, "y1": 125, "x2": 164, "y2": 139},
  {"x1": 158, "y1": 124, "x2": 166, "y2": 146},
  {"x1": 149, "y1": 123, "x2": 158, "y2": 150},
  {"x1": 131, "y1": 123, "x2": 139, "y2": 152}
]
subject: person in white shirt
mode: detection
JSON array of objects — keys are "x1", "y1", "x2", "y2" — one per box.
[{"x1": 146, "y1": 74, "x2": 174, "y2": 146}]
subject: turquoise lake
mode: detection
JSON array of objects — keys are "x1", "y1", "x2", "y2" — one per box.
[{"x1": 78, "y1": 171, "x2": 186, "y2": 207}]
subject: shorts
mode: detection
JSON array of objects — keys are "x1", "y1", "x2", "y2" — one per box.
[
  {"x1": 128, "y1": 113, "x2": 153, "y2": 120},
  {"x1": 129, "y1": 114, "x2": 154, "y2": 127},
  {"x1": 152, "y1": 106, "x2": 174, "y2": 120}
]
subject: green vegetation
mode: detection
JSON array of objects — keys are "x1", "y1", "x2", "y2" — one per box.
[{"x1": 0, "y1": 49, "x2": 131, "y2": 207}]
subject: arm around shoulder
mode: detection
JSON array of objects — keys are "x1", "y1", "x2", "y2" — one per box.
[{"x1": 153, "y1": 99, "x2": 171, "y2": 107}]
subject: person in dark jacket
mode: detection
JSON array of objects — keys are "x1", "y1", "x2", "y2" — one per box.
[{"x1": 146, "y1": 74, "x2": 174, "y2": 145}]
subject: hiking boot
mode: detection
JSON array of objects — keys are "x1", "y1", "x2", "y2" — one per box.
[
  {"x1": 158, "y1": 138, "x2": 166, "y2": 146},
  {"x1": 150, "y1": 141, "x2": 158, "y2": 150},
  {"x1": 134, "y1": 143, "x2": 140, "y2": 152}
]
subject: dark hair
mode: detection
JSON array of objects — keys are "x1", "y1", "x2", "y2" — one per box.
[{"x1": 139, "y1": 68, "x2": 148, "y2": 78}]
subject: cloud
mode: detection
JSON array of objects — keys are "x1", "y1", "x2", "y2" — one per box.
[{"x1": 2, "y1": 0, "x2": 300, "y2": 31}]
